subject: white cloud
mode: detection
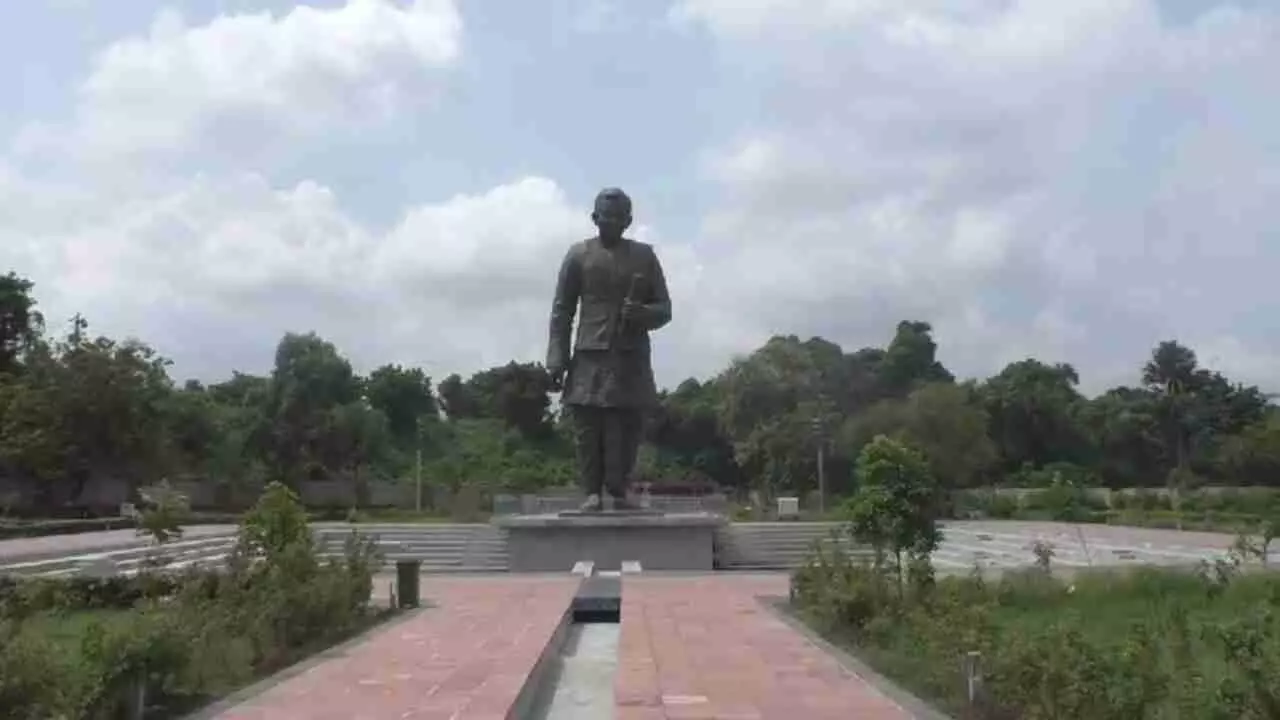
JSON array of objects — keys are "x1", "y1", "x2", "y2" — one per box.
[
  {"x1": 0, "y1": 0, "x2": 712, "y2": 390},
  {"x1": 677, "y1": 0, "x2": 1280, "y2": 392},
  {"x1": 15, "y1": 0, "x2": 461, "y2": 166},
  {"x1": 1, "y1": 161, "x2": 707, "y2": 385},
  {"x1": 5, "y1": 0, "x2": 1280, "y2": 399}
]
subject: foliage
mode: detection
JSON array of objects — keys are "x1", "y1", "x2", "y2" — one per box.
[
  {"x1": 842, "y1": 436, "x2": 942, "y2": 592},
  {"x1": 0, "y1": 479, "x2": 384, "y2": 718},
  {"x1": 1, "y1": 272, "x2": 1279, "y2": 519},
  {"x1": 793, "y1": 556, "x2": 1280, "y2": 719},
  {"x1": 136, "y1": 479, "x2": 191, "y2": 544}
]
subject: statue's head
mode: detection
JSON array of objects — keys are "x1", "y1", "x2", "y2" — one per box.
[{"x1": 591, "y1": 187, "x2": 632, "y2": 243}]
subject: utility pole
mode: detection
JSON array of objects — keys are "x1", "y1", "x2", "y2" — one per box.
[
  {"x1": 811, "y1": 416, "x2": 826, "y2": 515},
  {"x1": 415, "y1": 417, "x2": 424, "y2": 513}
]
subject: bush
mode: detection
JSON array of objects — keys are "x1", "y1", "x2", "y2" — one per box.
[
  {"x1": 790, "y1": 556, "x2": 1280, "y2": 719},
  {"x1": 1023, "y1": 484, "x2": 1105, "y2": 522},
  {"x1": 988, "y1": 493, "x2": 1018, "y2": 519},
  {"x1": 792, "y1": 543, "x2": 899, "y2": 635},
  {"x1": 0, "y1": 481, "x2": 385, "y2": 718}
]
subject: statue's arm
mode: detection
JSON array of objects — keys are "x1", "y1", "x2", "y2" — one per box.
[
  {"x1": 639, "y1": 246, "x2": 672, "y2": 332},
  {"x1": 547, "y1": 245, "x2": 581, "y2": 374}
]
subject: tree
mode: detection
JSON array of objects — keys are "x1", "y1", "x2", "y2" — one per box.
[
  {"x1": 1220, "y1": 412, "x2": 1280, "y2": 486},
  {"x1": 842, "y1": 435, "x2": 942, "y2": 593},
  {"x1": 981, "y1": 359, "x2": 1088, "y2": 473},
  {"x1": 646, "y1": 380, "x2": 744, "y2": 491},
  {"x1": 262, "y1": 332, "x2": 361, "y2": 488},
  {"x1": 437, "y1": 374, "x2": 478, "y2": 420},
  {"x1": 326, "y1": 400, "x2": 391, "y2": 506},
  {"x1": 843, "y1": 382, "x2": 996, "y2": 490},
  {"x1": 1143, "y1": 341, "x2": 1200, "y2": 479},
  {"x1": 877, "y1": 321, "x2": 953, "y2": 398},
  {"x1": 364, "y1": 364, "x2": 437, "y2": 446},
  {"x1": 0, "y1": 272, "x2": 42, "y2": 373},
  {"x1": 0, "y1": 319, "x2": 175, "y2": 511}
]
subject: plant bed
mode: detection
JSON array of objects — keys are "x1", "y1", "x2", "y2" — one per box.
[
  {"x1": 0, "y1": 482, "x2": 393, "y2": 720},
  {"x1": 791, "y1": 547, "x2": 1280, "y2": 719}
]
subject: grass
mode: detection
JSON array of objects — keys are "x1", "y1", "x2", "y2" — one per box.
[
  {"x1": 2, "y1": 592, "x2": 401, "y2": 719},
  {"x1": 18, "y1": 608, "x2": 139, "y2": 647},
  {"x1": 793, "y1": 557, "x2": 1280, "y2": 719}
]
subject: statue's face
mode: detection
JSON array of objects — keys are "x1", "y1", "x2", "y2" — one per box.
[{"x1": 592, "y1": 195, "x2": 631, "y2": 239}]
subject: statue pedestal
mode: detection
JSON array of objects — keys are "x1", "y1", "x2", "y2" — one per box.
[{"x1": 494, "y1": 511, "x2": 724, "y2": 572}]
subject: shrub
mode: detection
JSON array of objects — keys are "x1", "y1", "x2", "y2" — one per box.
[
  {"x1": 791, "y1": 555, "x2": 1280, "y2": 719},
  {"x1": 0, "y1": 479, "x2": 384, "y2": 718},
  {"x1": 792, "y1": 543, "x2": 897, "y2": 635},
  {"x1": 988, "y1": 493, "x2": 1019, "y2": 519}
]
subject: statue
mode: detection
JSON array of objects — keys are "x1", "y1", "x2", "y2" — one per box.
[{"x1": 546, "y1": 188, "x2": 672, "y2": 512}]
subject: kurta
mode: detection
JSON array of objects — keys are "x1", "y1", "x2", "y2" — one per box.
[{"x1": 546, "y1": 236, "x2": 672, "y2": 409}]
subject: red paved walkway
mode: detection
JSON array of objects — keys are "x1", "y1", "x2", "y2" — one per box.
[
  {"x1": 616, "y1": 575, "x2": 914, "y2": 720},
  {"x1": 211, "y1": 577, "x2": 578, "y2": 720}
]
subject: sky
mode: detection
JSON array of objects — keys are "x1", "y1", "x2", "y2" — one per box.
[{"x1": 1, "y1": 0, "x2": 1278, "y2": 395}]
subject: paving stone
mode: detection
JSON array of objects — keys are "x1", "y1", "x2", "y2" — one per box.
[
  {"x1": 616, "y1": 575, "x2": 914, "y2": 720},
  {"x1": 209, "y1": 577, "x2": 577, "y2": 720}
]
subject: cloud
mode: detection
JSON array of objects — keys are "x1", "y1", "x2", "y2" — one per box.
[
  {"x1": 1, "y1": 158, "x2": 710, "y2": 386},
  {"x1": 14, "y1": 0, "x2": 462, "y2": 167},
  {"x1": 0, "y1": 0, "x2": 719, "y2": 389},
  {"x1": 676, "y1": 0, "x2": 1280, "y2": 392},
  {"x1": 6, "y1": 0, "x2": 1280, "y2": 399}
]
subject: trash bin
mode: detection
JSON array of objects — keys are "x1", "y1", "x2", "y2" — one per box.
[{"x1": 396, "y1": 560, "x2": 421, "y2": 609}]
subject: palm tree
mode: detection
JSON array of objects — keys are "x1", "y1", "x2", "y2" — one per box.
[{"x1": 1142, "y1": 341, "x2": 1200, "y2": 526}]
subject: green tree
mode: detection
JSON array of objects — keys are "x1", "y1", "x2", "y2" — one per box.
[
  {"x1": 877, "y1": 321, "x2": 953, "y2": 398},
  {"x1": 843, "y1": 435, "x2": 942, "y2": 593},
  {"x1": 981, "y1": 359, "x2": 1088, "y2": 473},
  {"x1": 844, "y1": 382, "x2": 996, "y2": 490},
  {"x1": 646, "y1": 379, "x2": 744, "y2": 490},
  {"x1": 1220, "y1": 412, "x2": 1280, "y2": 486},
  {"x1": 0, "y1": 272, "x2": 42, "y2": 374},
  {"x1": 0, "y1": 320, "x2": 174, "y2": 510},
  {"x1": 364, "y1": 364, "x2": 437, "y2": 446},
  {"x1": 262, "y1": 332, "x2": 360, "y2": 488},
  {"x1": 326, "y1": 399, "x2": 391, "y2": 506}
]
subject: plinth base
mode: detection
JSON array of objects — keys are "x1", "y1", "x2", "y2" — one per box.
[{"x1": 494, "y1": 512, "x2": 723, "y2": 572}]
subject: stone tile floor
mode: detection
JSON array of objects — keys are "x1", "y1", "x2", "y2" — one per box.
[
  {"x1": 207, "y1": 576, "x2": 578, "y2": 720},
  {"x1": 615, "y1": 575, "x2": 914, "y2": 720},
  {"x1": 203, "y1": 573, "x2": 920, "y2": 719}
]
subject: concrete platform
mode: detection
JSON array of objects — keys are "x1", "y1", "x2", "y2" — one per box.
[{"x1": 495, "y1": 512, "x2": 724, "y2": 572}]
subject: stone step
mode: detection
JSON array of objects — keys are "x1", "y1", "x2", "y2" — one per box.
[{"x1": 0, "y1": 536, "x2": 237, "y2": 577}]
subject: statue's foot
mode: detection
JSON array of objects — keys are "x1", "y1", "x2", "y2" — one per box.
[
  {"x1": 579, "y1": 494, "x2": 602, "y2": 512},
  {"x1": 609, "y1": 496, "x2": 639, "y2": 511}
]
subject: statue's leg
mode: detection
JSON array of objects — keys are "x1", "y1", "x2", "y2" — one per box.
[
  {"x1": 602, "y1": 407, "x2": 643, "y2": 505},
  {"x1": 571, "y1": 405, "x2": 605, "y2": 508}
]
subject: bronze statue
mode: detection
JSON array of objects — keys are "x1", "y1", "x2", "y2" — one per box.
[{"x1": 547, "y1": 188, "x2": 672, "y2": 511}]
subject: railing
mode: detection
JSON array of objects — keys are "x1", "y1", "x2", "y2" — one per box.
[{"x1": 490, "y1": 493, "x2": 730, "y2": 516}]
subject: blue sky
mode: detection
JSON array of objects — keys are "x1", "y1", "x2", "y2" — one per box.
[{"x1": 1, "y1": 0, "x2": 1278, "y2": 394}]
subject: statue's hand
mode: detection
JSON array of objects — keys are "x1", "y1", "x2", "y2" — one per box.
[
  {"x1": 547, "y1": 367, "x2": 565, "y2": 392},
  {"x1": 620, "y1": 299, "x2": 642, "y2": 324}
]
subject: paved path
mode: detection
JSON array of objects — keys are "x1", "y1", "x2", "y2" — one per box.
[
  {"x1": 933, "y1": 520, "x2": 1243, "y2": 570},
  {"x1": 208, "y1": 577, "x2": 578, "y2": 720},
  {"x1": 616, "y1": 575, "x2": 913, "y2": 720},
  {"x1": 0, "y1": 524, "x2": 236, "y2": 562}
]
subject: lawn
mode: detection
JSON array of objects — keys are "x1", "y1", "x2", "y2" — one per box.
[{"x1": 792, "y1": 552, "x2": 1280, "y2": 719}]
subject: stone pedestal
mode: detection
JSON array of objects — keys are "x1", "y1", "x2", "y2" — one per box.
[{"x1": 495, "y1": 512, "x2": 723, "y2": 572}]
